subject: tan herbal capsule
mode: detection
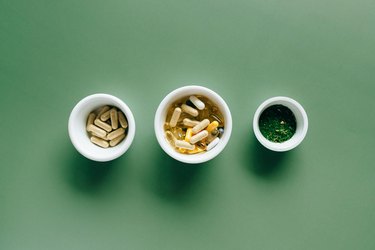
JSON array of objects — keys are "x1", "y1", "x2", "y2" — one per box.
[
  {"x1": 110, "y1": 108, "x2": 118, "y2": 129},
  {"x1": 109, "y1": 133, "x2": 125, "y2": 147},
  {"x1": 96, "y1": 105, "x2": 110, "y2": 118},
  {"x1": 181, "y1": 104, "x2": 199, "y2": 117},
  {"x1": 86, "y1": 113, "x2": 96, "y2": 127},
  {"x1": 190, "y1": 130, "x2": 209, "y2": 144},
  {"x1": 192, "y1": 119, "x2": 210, "y2": 134},
  {"x1": 206, "y1": 121, "x2": 219, "y2": 133},
  {"x1": 107, "y1": 127, "x2": 125, "y2": 140},
  {"x1": 94, "y1": 118, "x2": 112, "y2": 132},
  {"x1": 175, "y1": 140, "x2": 195, "y2": 150},
  {"x1": 100, "y1": 110, "x2": 111, "y2": 121},
  {"x1": 169, "y1": 107, "x2": 182, "y2": 127},
  {"x1": 118, "y1": 111, "x2": 128, "y2": 129},
  {"x1": 90, "y1": 136, "x2": 109, "y2": 148},
  {"x1": 87, "y1": 124, "x2": 107, "y2": 138},
  {"x1": 183, "y1": 118, "x2": 200, "y2": 127},
  {"x1": 91, "y1": 132, "x2": 108, "y2": 140}
]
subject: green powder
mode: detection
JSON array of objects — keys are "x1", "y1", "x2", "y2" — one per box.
[{"x1": 259, "y1": 105, "x2": 297, "y2": 143}]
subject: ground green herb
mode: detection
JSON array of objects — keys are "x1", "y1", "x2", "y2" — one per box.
[{"x1": 259, "y1": 105, "x2": 296, "y2": 143}]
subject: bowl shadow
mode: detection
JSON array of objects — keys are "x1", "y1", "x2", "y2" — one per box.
[
  {"x1": 149, "y1": 148, "x2": 209, "y2": 202},
  {"x1": 245, "y1": 136, "x2": 293, "y2": 179},
  {"x1": 65, "y1": 145, "x2": 121, "y2": 194}
]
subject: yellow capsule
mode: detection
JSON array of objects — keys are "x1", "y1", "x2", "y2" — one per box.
[
  {"x1": 206, "y1": 121, "x2": 219, "y2": 133},
  {"x1": 175, "y1": 140, "x2": 195, "y2": 150},
  {"x1": 96, "y1": 105, "x2": 110, "y2": 118},
  {"x1": 181, "y1": 104, "x2": 199, "y2": 117},
  {"x1": 169, "y1": 107, "x2": 182, "y2": 127},
  {"x1": 90, "y1": 136, "x2": 109, "y2": 148},
  {"x1": 192, "y1": 119, "x2": 210, "y2": 134},
  {"x1": 86, "y1": 112, "x2": 96, "y2": 127},
  {"x1": 185, "y1": 128, "x2": 193, "y2": 142},
  {"x1": 118, "y1": 111, "x2": 128, "y2": 129},
  {"x1": 107, "y1": 127, "x2": 125, "y2": 141},
  {"x1": 182, "y1": 118, "x2": 200, "y2": 127},
  {"x1": 109, "y1": 133, "x2": 126, "y2": 147},
  {"x1": 87, "y1": 124, "x2": 107, "y2": 138},
  {"x1": 110, "y1": 108, "x2": 118, "y2": 129},
  {"x1": 100, "y1": 110, "x2": 111, "y2": 121},
  {"x1": 186, "y1": 146, "x2": 205, "y2": 154},
  {"x1": 94, "y1": 118, "x2": 112, "y2": 132},
  {"x1": 190, "y1": 130, "x2": 209, "y2": 144}
]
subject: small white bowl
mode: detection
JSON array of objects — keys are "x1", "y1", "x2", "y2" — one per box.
[
  {"x1": 154, "y1": 85, "x2": 232, "y2": 164},
  {"x1": 68, "y1": 93, "x2": 136, "y2": 162},
  {"x1": 253, "y1": 96, "x2": 308, "y2": 152}
]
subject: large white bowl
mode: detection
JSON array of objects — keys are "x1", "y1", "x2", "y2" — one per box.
[
  {"x1": 253, "y1": 96, "x2": 308, "y2": 152},
  {"x1": 154, "y1": 85, "x2": 232, "y2": 164},
  {"x1": 68, "y1": 93, "x2": 136, "y2": 162}
]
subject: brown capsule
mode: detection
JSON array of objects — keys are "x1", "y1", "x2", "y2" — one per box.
[
  {"x1": 90, "y1": 136, "x2": 109, "y2": 148},
  {"x1": 107, "y1": 128, "x2": 125, "y2": 141},
  {"x1": 94, "y1": 118, "x2": 112, "y2": 132},
  {"x1": 118, "y1": 111, "x2": 128, "y2": 129},
  {"x1": 109, "y1": 133, "x2": 125, "y2": 147},
  {"x1": 110, "y1": 108, "x2": 118, "y2": 129}
]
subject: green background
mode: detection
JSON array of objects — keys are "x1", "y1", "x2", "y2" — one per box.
[{"x1": 1, "y1": 0, "x2": 374, "y2": 249}]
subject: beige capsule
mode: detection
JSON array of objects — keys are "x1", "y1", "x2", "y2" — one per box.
[
  {"x1": 100, "y1": 110, "x2": 111, "y2": 121},
  {"x1": 90, "y1": 136, "x2": 109, "y2": 148},
  {"x1": 190, "y1": 130, "x2": 209, "y2": 144},
  {"x1": 169, "y1": 107, "x2": 182, "y2": 127},
  {"x1": 110, "y1": 108, "x2": 118, "y2": 129},
  {"x1": 107, "y1": 127, "x2": 125, "y2": 141},
  {"x1": 181, "y1": 104, "x2": 199, "y2": 117},
  {"x1": 94, "y1": 118, "x2": 112, "y2": 132},
  {"x1": 192, "y1": 119, "x2": 210, "y2": 134},
  {"x1": 118, "y1": 111, "x2": 128, "y2": 129},
  {"x1": 87, "y1": 113, "x2": 96, "y2": 127},
  {"x1": 182, "y1": 118, "x2": 200, "y2": 127},
  {"x1": 175, "y1": 140, "x2": 195, "y2": 150},
  {"x1": 109, "y1": 133, "x2": 126, "y2": 147},
  {"x1": 87, "y1": 124, "x2": 107, "y2": 138}
]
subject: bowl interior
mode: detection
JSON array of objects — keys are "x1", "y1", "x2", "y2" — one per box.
[{"x1": 155, "y1": 86, "x2": 232, "y2": 164}]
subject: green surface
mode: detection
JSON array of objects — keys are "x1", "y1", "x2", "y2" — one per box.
[{"x1": 1, "y1": 0, "x2": 375, "y2": 249}]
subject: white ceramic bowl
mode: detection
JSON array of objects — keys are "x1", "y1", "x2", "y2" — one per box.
[
  {"x1": 253, "y1": 96, "x2": 308, "y2": 152},
  {"x1": 68, "y1": 93, "x2": 136, "y2": 162},
  {"x1": 154, "y1": 85, "x2": 232, "y2": 164}
]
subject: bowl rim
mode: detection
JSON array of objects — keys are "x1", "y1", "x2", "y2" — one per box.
[{"x1": 154, "y1": 85, "x2": 232, "y2": 164}]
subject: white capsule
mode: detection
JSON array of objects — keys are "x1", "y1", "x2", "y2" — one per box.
[
  {"x1": 183, "y1": 118, "x2": 200, "y2": 127},
  {"x1": 181, "y1": 104, "x2": 199, "y2": 117},
  {"x1": 206, "y1": 137, "x2": 220, "y2": 151},
  {"x1": 192, "y1": 119, "x2": 210, "y2": 134},
  {"x1": 169, "y1": 107, "x2": 182, "y2": 127},
  {"x1": 189, "y1": 96, "x2": 205, "y2": 110},
  {"x1": 175, "y1": 140, "x2": 195, "y2": 150},
  {"x1": 190, "y1": 130, "x2": 208, "y2": 144}
]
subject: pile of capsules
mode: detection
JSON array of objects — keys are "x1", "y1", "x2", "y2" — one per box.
[
  {"x1": 164, "y1": 95, "x2": 224, "y2": 154},
  {"x1": 86, "y1": 105, "x2": 128, "y2": 148}
]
